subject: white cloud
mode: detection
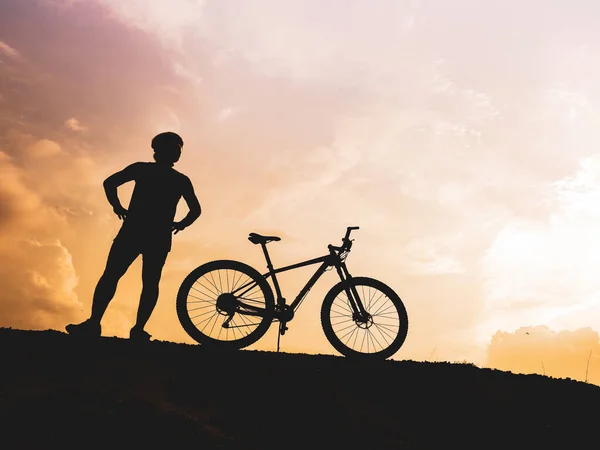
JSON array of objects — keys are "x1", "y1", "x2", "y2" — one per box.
[
  {"x1": 478, "y1": 153, "x2": 600, "y2": 338},
  {"x1": 0, "y1": 40, "x2": 20, "y2": 59},
  {"x1": 64, "y1": 117, "x2": 88, "y2": 133},
  {"x1": 216, "y1": 106, "x2": 243, "y2": 122},
  {"x1": 95, "y1": 0, "x2": 207, "y2": 50},
  {"x1": 94, "y1": 0, "x2": 420, "y2": 92},
  {"x1": 173, "y1": 62, "x2": 203, "y2": 87},
  {"x1": 399, "y1": 236, "x2": 466, "y2": 275},
  {"x1": 153, "y1": 107, "x2": 180, "y2": 133}
]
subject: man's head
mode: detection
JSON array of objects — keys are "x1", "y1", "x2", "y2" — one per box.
[{"x1": 151, "y1": 131, "x2": 183, "y2": 165}]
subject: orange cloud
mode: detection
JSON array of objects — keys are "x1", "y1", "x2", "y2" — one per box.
[
  {"x1": 486, "y1": 326, "x2": 600, "y2": 386},
  {"x1": 0, "y1": 147, "x2": 83, "y2": 329},
  {"x1": 0, "y1": 238, "x2": 81, "y2": 329}
]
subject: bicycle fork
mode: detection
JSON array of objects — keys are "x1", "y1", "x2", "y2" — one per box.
[{"x1": 336, "y1": 263, "x2": 369, "y2": 322}]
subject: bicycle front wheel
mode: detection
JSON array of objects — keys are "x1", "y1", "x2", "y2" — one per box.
[
  {"x1": 177, "y1": 260, "x2": 275, "y2": 350},
  {"x1": 321, "y1": 277, "x2": 408, "y2": 360}
]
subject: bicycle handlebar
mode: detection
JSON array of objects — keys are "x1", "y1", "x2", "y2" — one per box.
[
  {"x1": 328, "y1": 226, "x2": 360, "y2": 253},
  {"x1": 344, "y1": 226, "x2": 360, "y2": 240}
]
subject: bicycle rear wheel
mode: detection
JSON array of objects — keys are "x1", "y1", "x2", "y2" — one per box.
[
  {"x1": 321, "y1": 277, "x2": 408, "y2": 359},
  {"x1": 177, "y1": 260, "x2": 275, "y2": 349}
]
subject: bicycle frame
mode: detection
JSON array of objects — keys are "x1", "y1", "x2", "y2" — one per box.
[
  {"x1": 258, "y1": 243, "x2": 353, "y2": 314},
  {"x1": 231, "y1": 228, "x2": 367, "y2": 322}
]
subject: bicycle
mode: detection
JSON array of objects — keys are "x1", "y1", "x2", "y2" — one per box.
[{"x1": 176, "y1": 226, "x2": 409, "y2": 359}]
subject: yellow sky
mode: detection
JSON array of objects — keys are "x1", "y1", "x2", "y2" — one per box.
[{"x1": 2, "y1": 0, "x2": 600, "y2": 385}]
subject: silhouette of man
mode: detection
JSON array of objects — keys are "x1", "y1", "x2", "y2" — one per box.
[{"x1": 66, "y1": 132, "x2": 201, "y2": 341}]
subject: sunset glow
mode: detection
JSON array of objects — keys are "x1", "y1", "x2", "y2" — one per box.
[{"x1": 2, "y1": 0, "x2": 600, "y2": 384}]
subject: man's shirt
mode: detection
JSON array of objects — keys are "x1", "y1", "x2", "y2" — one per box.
[{"x1": 114, "y1": 162, "x2": 192, "y2": 253}]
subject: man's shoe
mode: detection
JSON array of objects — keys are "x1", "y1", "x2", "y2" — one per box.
[
  {"x1": 65, "y1": 320, "x2": 101, "y2": 337},
  {"x1": 129, "y1": 328, "x2": 151, "y2": 342}
]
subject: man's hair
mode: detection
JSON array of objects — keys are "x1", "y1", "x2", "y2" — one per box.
[{"x1": 151, "y1": 132, "x2": 183, "y2": 152}]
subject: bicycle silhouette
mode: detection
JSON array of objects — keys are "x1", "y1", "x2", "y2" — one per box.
[{"x1": 176, "y1": 226, "x2": 409, "y2": 359}]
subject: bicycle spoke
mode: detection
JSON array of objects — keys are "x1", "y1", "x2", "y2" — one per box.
[
  {"x1": 180, "y1": 263, "x2": 275, "y2": 343},
  {"x1": 368, "y1": 291, "x2": 387, "y2": 315},
  {"x1": 208, "y1": 271, "x2": 222, "y2": 295},
  {"x1": 375, "y1": 324, "x2": 398, "y2": 337},
  {"x1": 190, "y1": 308, "x2": 216, "y2": 321},
  {"x1": 335, "y1": 322, "x2": 356, "y2": 335},
  {"x1": 336, "y1": 305, "x2": 353, "y2": 316},
  {"x1": 232, "y1": 317, "x2": 244, "y2": 337},
  {"x1": 333, "y1": 296, "x2": 353, "y2": 313},
  {"x1": 352, "y1": 325, "x2": 360, "y2": 349},
  {"x1": 208, "y1": 313, "x2": 224, "y2": 335},
  {"x1": 372, "y1": 302, "x2": 396, "y2": 317},
  {"x1": 187, "y1": 292, "x2": 216, "y2": 303},
  {"x1": 373, "y1": 322, "x2": 400, "y2": 335},
  {"x1": 367, "y1": 328, "x2": 384, "y2": 351},
  {"x1": 199, "y1": 275, "x2": 220, "y2": 297},
  {"x1": 324, "y1": 279, "x2": 407, "y2": 356},
  {"x1": 339, "y1": 325, "x2": 360, "y2": 342},
  {"x1": 330, "y1": 294, "x2": 400, "y2": 351},
  {"x1": 217, "y1": 270, "x2": 224, "y2": 295},
  {"x1": 208, "y1": 312, "x2": 219, "y2": 336},
  {"x1": 187, "y1": 305, "x2": 215, "y2": 313},
  {"x1": 344, "y1": 326, "x2": 359, "y2": 346},
  {"x1": 332, "y1": 309, "x2": 352, "y2": 320},
  {"x1": 232, "y1": 313, "x2": 260, "y2": 330},
  {"x1": 360, "y1": 328, "x2": 367, "y2": 352},
  {"x1": 192, "y1": 281, "x2": 219, "y2": 299},
  {"x1": 230, "y1": 320, "x2": 238, "y2": 340},
  {"x1": 374, "y1": 322, "x2": 397, "y2": 341},
  {"x1": 231, "y1": 270, "x2": 244, "y2": 291},
  {"x1": 238, "y1": 295, "x2": 265, "y2": 304},
  {"x1": 329, "y1": 314, "x2": 353, "y2": 320},
  {"x1": 196, "y1": 311, "x2": 218, "y2": 329},
  {"x1": 362, "y1": 285, "x2": 371, "y2": 311}
]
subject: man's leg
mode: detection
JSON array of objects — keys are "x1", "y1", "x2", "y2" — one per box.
[
  {"x1": 66, "y1": 239, "x2": 139, "y2": 335},
  {"x1": 89, "y1": 239, "x2": 140, "y2": 324},
  {"x1": 130, "y1": 249, "x2": 169, "y2": 336}
]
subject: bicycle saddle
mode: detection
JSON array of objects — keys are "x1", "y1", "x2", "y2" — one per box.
[{"x1": 248, "y1": 232, "x2": 281, "y2": 245}]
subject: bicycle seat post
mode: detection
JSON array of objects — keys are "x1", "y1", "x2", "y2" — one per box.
[{"x1": 260, "y1": 243, "x2": 284, "y2": 305}]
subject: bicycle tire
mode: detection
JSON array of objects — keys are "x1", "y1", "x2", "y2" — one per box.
[
  {"x1": 177, "y1": 259, "x2": 275, "y2": 350},
  {"x1": 321, "y1": 277, "x2": 408, "y2": 360}
]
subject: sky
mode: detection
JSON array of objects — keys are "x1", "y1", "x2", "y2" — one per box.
[{"x1": 2, "y1": 0, "x2": 600, "y2": 385}]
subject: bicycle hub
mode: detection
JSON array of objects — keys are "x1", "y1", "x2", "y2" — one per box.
[
  {"x1": 353, "y1": 312, "x2": 373, "y2": 329},
  {"x1": 216, "y1": 293, "x2": 238, "y2": 315}
]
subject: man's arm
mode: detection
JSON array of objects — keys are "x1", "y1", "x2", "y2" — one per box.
[
  {"x1": 173, "y1": 178, "x2": 201, "y2": 234},
  {"x1": 103, "y1": 163, "x2": 142, "y2": 220}
]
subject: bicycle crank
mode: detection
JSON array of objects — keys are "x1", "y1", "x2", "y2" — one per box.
[
  {"x1": 279, "y1": 321, "x2": 289, "y2": 336},
  {"x1": 275, "y1": 304, "x2": 295, "y2": 322}
]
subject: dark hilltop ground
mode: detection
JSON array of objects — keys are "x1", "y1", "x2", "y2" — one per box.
[{"x1": 1, "y1": 327, "x2": 598, "y2": 450}]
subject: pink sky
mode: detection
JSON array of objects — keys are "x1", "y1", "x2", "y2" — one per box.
[{"x1": 2, "y1": 0, "x2": 600, "y2": 383}]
